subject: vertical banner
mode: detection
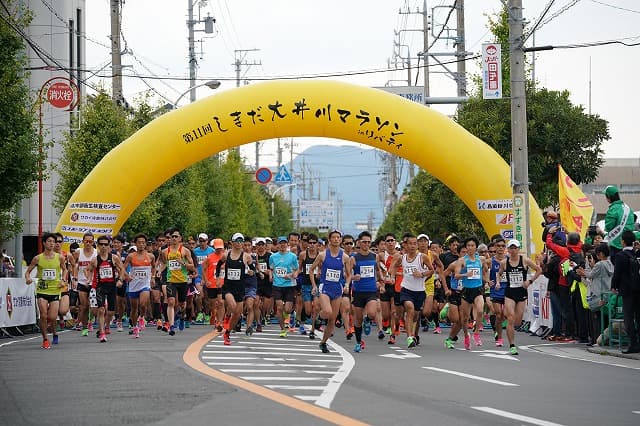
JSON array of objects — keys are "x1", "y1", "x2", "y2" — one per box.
[
  {"x1": 482, "y1": 43, "x2": 502, "y2": 99},
  {"x1": 525, "y1": 276, "x2": 552, "y2": 329},
  {"x1": 558, "y1": 164, "x2": 594, "y2": 241},
  {"x1": 0, "y1": 278, "x2": 37, "y2": 327}
]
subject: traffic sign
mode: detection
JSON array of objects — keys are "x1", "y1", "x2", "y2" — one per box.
[
  {"x1": 255, "y1": 167, "x2": 273, "y2": 185},
  {"x1": 47, "y1": 81, "x2": 76, "y2": 109},
  {"x1": 274, "y1": 165, "x2": 292, "y2": 185}
]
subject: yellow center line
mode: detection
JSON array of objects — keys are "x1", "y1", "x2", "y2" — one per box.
[{"x1": 183, "y1": 330, "x2": 369, "y2": 426}]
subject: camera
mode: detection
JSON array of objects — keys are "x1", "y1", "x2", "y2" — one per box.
[{"x1": 587, "y1": 225, "x2": 597, "y2": 238}]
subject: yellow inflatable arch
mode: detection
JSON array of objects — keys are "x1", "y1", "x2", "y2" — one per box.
[{"x1": 56, "y1": 80, "x2": 543, "y2": 252}]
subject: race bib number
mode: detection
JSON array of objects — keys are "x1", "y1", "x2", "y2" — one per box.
[
  {"x1": 305, "y1": 264, "x2": 314, "y2": 275},
  {"x1": 325, "y1": 268, "x2": 341, "y2": 282},
  {"x1": 259, "y1": 262, "x2": 267, "y2": 271},
  {"x1": 42, "y1": 268, "x2": 57, "y2": 280},
  {"x1": 360, "y1": 265, "x2": 375, "y2": 278},
  {"x1": 403, "y1": 265, "x2": 417, "y2": 275},
  {"x1": 274, "y1": 267, "x2": 287, "y2": 278},
  {"x1": 468, "y1": 267, "x2": 481, "y2": 279},
  {"x1": 99, "y1": 266, "x2": 113, "y2": 280},
  {"x1": 134, "y1": 269, "x2": 147, "y2": 279},
  {"x1": 227, "y1": 268, "x2": 241, "y2": 281},
  {"x1": 500, "y1": 272, "x2": 508, "y2": 283},
  {"x1": 197, "y1": 255, "x2": 207, "y2": 264},
  {"x1": 508, "y1": 272, "x2": 524, "y2": 288},
  {"x1": 168, "y1": 260, "x2": 181, "y2": 271}
]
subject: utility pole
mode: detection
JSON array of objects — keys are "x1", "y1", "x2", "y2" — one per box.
[
  {"x1": 187, "y1": 0, "x2": 196, "y2": 103},
  {"x1": 455, "y1": 0, "x2": 466, "y2": 97},
  {"x1": 422, "y1": 0, "x2": 430, "y2": 101},
  {"x1": 508, "y1": 0, "x2": 531, "y2": 255},
  {"x1": 233, "y1": 49, "x2": 261, "y2": 156},
  {"x1": 110, "y1": 0, "x2": 123, "y2": 104}
]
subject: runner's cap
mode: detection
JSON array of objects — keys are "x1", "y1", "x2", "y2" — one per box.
[
  {"x1": 198, "y1": 233, "x2": 208, "y2": 240},
  {"x1": 231, "y1": 233, "x2": 244, "y2": 242},
  {"x1": 277, "y1": 236, "x2": 288, "y2": 243},
  {"x1": 507, "y1": 239, "x2": 520, "y2": 248},
  {"x1": 211, "y1": 238, "x2": 224, "y2": 249},
  {"x1": 417, "y1": 234, "x2": 429, "y2": 241}
]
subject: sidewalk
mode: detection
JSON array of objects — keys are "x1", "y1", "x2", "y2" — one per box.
[{"x1": 586, "y1": 344, "x2": 640, "y2": 361}]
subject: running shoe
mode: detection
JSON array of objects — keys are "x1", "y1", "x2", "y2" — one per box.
[
  {"x1": 354, "y1": 342, "x2": 362, "y2": 353},
  {"x1": 117, "y1": 321, "x2": 123, "y2": 332},
  {"x1": 319, "y1": 342, "x2": 330, "y2": 353},
  {"x1": 407, "y1": 336, "x2": 416, "y2": 349},
  {"x1": 509, "y1": 346, "x2": 519, "y2": 355},
  {"x1": 162, "y1": 322, "x2": 169, "y2": 333},
  {"x1": 496, "y1": 338, "x2": 504, "y2": 347},
  {"x1": 52, "y1": 334, "x2": 59, "y2": 345},
  {"x1": 138, "y1": 317, "x2": 145, "y2": 329},
  {"x1": 378, "y1": 330, "x2": 385, "y2": 340},
  {"x1": 169, "y1": 325, "x2": 176, "y2": 336},
  {"x1": 335, "y1": 318, "x2": 343, "y2": 328},
  {"x1": 308, "y1": 331, "x2": 316, "y2": 340},
  {"x1": 205, "y1": 314, "x2": 212, "y2": 325},
  {"x1": 346, "y1": 330, "x2": 354, "y2": 340},
  {"x1": 99, "y1": 333, "x2": 107, "y2": 343},
  {"x1": 185, "y1": 320, "x2": 190, "y2": 329},
  {"x1": 464, "y1": 334, "x2": 471, "y2": 350},
  {"x1": 196, "y1": 312, "x2": 205, "y2": 323},
  {"x1": 279, "y1": 329, "x2": 288, "y2": 338},
  {"x1": 363, "y1": 317, "x2": 371, "y2": 336},
  {"x1": 444, "y1": 337, "x2": 455, "y2": 349},
  {"x1": 299, "y1": 325, "x2": 306, "y2": 335},
  {"x1": 473, "y1": 333, "x2": 483, "y2": 346},
  {"x1": 129, "y1": 328, "x2": 134, "y2": 335},
  {"x1": 385, "y1": 327, "x2": 392, "y2": 335},
  {"x1": 132, "y1": 326, "x2": 140, "y2": 339},
  {"x1": 494, "y1": 331, "x2": 499, "y2": 341},
  {"x1": 235, "y1": 321, "x2": 242, "y2": 332},
  {"x1": 360, "y1": 340, "x2": 366, "y2": 350},
  {"x1": 73, "y1": 323, "x2": 83, "y2": 331},
  {"x1": 104, "y1": 327, "x2": 111, "y2": 335},
  {"x1": 81, "y1": 328, "x2": 88, "y2": 337},
  {"x1": 256, "y1": 323, "x2": 263, "y2": 333},
  {"x1": 178, "y1": 318, "x2": 185, "y2": 331},
  {"x1": 388, "y1": 334, "x2": 396, "y2": 345},
  {"x1": 42, "y1": 339, "x2": 51, "y2": 349},
  {"x1": 433, "y1": 326, "x2": 442, "y2": 334},
  {"x1": 223, "y1": 331, "x2": 231, "y2": 346},
  {"x1": 223, "y1": 315, "x2": 230, "y2": 331},
  {"x1": 414, "y1": 335, "x2": 420, "y2": 346},
  {"x1": 156, "y1": 319, "x2": 163, "y2": 330},
  {"x1": 245, "y1": 326, "x2": 254, "y2": 336},
  {"x1": 88, "y1": 322, "x2": 94, "y2": 333},
  {"x1": 216, "y1": 324, "x2": 223, "y2": 332}
]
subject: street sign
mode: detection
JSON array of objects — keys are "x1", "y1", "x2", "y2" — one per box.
[
  {"x1": 255, "y1": 167, "x2": 273, "y2": 185},
  {"x1": 299, "y1": 200, "x2": 335, "y2": 228},
  {"x1": 274, "y1": 165, "x2": 292, "y2": 185},
  {"x1": 482, "y1": 43, "x2": 502, "y2": 99},
  {"x1": 47, "y1": 81, "x2": 76, "y2": 109}
]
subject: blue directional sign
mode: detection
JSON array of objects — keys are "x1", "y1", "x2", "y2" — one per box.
[{"x1": 274, "y1": 165, "x2": 292, "y2": 185}]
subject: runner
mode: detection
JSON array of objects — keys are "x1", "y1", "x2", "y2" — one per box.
[
  {"x1": 453, "y1": 236, "x2": 489, "y2": 350},
  {"x1": 242, "y1": 237, "x2": 259, "y2": 335},
  {"x1": 389, "y1": 234, "x2": 433, "y2": 348},
  {"x1": 349, "y1": 231, "x2": 383, "y2": 352},
  {"x1": 487, "y1": 238, "x2": 508, "y2": 346},
  {"x1": 269, "y1": 236, "x2": 300, "y2": 338},
  {"x1": 220, "y1": 233, "x2": 255, "y2": 345},
  {"x1": 193, "y1": 233, "x2": 214, "y2": 324},
  {"x1": 111, "y1": 235, "x2": 128, "y2": 332},
  {"x1": 86, "y1": 235, "x2": 126, "y2": 342},
  {"x1": 53, "y1": 232, "x2": 73, "y2": 335},
  {"x1": 201, "y1": 238, "x2": 226, "y2": 330},
  {"x1": 309, "y1": 229, "x2": 352, "y2": 354},
  {"x1": 123, "y1": 233, "x2": 155, "y2": 338},
  {"x1": 150, "y1": 233, "x2": 166, "y2": 329},
  {"x1": 73, "y1": 232, "x2": 97, "y2": 337},
  {"x1": 298, "y1": 233, "x2": 320, "y2": 338},
  {"x1": 441, "y1": 235, "x2": 464, "y2": 349},
  {"x1": 339, "y1": 234, "x2": 356, "y2": 340},
  {"x1": 497, "y1": 239, "x2": 542, "y2": 355},
  {"x1": 25, "y1": 232, "x2": 67, "y2": 349},
  {"x1": 377, "y1": 233, "x2": 402, "y2": 344},
  {"x1": 157, "y1": 229, "x2": 195, "y2": 336},
  {"x1": 254, "y1": 238, "x2": 272, "y2": 333}
]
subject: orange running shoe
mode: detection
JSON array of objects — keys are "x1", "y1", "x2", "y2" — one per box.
[{"x1": 42, "y1": 339, "x2": 51, "y2": 349}]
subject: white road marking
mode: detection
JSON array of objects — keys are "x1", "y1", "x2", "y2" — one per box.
[
  {"x1": 206, "y1": 343, "x2": 328, "y2": 352},
  {"x1": 294, "y1": 395, "x2": 318, "y2": 401},
  {"x1": 471, "y1": 406, "x2": 566, "y2": 426},
  {"x1": 632, "y1": 411, "x2": 640, "y2": 414},
  {"x1": 380, "y1": 353, "x2": 421, "y2": 359},
  {"x1": 315, "y1": 333, "x2": 356, "y2": 408},
  {"x1": 201, "y1": 356, "x2": 259, "y2": 360},
  {"x1": 479, "y1": 353, "x2": 520, "y2": 361},
  {"x1": 202, "y1": 350, "x2": 341, "y2": 357},
  {"x1": 423, "y1": 367, "x2": 519, "y2": 387},
  {"x1": 266, "y1": 385, "x2": 325, "y2": 390},
  {"x1": 240, "y1": 376, "x2": 328, "y2": 381}
]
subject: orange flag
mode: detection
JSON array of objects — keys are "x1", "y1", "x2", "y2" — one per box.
[{"x1": 558, "y1": 164, "x2": 594, "y2": 241}]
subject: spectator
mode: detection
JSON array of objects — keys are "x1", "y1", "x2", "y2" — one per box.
[
  {"x1": 603, "y1": 185, "x2": 635, "y2": 262},
  {"x1": 579, "y1": 243, "x2": 613, "y2": 346},
  {"x1": 610, "y1": 230, "x2": 640, "y2": 354}
]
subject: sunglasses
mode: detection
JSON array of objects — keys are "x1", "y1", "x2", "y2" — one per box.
[
  {"x1": 171, "y1": 235, "x2": 181, "y2": 238},
  {"x1": 198, "y1": 239, "x2": 206, "y2": 242},
  {"x1": 307, "y1": 241, "x2": 318, "y2": 244},
  {"x1": 360, "y1": 240, "x2": 371, "y2": 244},
  {"x1": 343, "y1": 242, "x2": 354, "y2": 245},
  {"x1": 386, "y1": 239, "x2": 395, "y2": 243},
  {"x1": 97, "y1": 242, "x2": 110, "y2": 246},
  {"x1": 489, "y1": 250, "x2": 496, "y2": 254},
  {"x1": 56, "y1": 240, "x2": 63, "y2": 243}
]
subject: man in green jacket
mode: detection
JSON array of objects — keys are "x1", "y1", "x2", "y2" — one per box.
[{"x1": 604, "y1": 185, "x2": 635, "y2": 262}]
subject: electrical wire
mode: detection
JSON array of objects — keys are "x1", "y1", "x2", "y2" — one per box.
[
  {"x1": 540, "y1": 0, "x2": 582, "y2": 28},
  {"x1": 589, "y1": 0, "x2": 640, "y2": 14},
  {"x1": 522, "y1": 0, "x2": 556, "y2": 45}
]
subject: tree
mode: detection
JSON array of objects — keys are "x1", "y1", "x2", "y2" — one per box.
[
  {"x1": 380, "y1": 6, "x2": 609, "y2": 238},
  {"x1": 0, "y1": 2, "x2": 40, "y2": 241}
]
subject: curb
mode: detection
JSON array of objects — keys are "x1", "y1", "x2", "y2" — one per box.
[{"x1": 586, "y1": 346, "x2": 640, "y2": 361}]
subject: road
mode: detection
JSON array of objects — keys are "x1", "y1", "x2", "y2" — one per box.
[{"x1": 1, "y1": 323, "x2": 639, "y2": 426}]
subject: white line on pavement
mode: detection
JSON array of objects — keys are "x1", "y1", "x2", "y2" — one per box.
[
  {"x1": 422, "y1": 367, "x2": 519, "y2": 387},
  {"x1": 240, "y1": 376, "x2": 328, "y2": 381},
  {"x1": 471, "y1": 406, "x2": 566, "y2": 426},
  {"x1": 202, "y1": 350, "x2": 341, "y2": 357}
]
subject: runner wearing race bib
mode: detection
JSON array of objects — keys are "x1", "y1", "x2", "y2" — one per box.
[{"x1": 124, "y1": 233, "x2": 155, "y2": 338}]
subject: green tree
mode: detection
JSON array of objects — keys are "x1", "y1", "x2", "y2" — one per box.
[
  {"x1": 0, "y1": 2, "x2": 40, "y2": 240},
  {"x1": 380, "y1": 6, "x2": 609, "y2": 238}
]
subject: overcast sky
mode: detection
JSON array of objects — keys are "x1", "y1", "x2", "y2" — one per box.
[{"x1": 84, "y1": 0, "x2": 640, "y2": 163}]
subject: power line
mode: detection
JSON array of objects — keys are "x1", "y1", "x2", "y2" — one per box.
[
  {"x1": 590, "y1": 0, "x2": 640, "y2": 14},
  {"x1": 540, "y1": 0, "x2": 582, "y2": 28},
  {"x1": 428, "y1": 0, "x2": 458, "y2": 50},
  {"x1": 522, "y1": 0, "x2": 556, "y2": 45}
]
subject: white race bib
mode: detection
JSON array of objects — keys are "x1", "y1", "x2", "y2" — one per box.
[
  {"x1": 168, "y1": 260, "x2": 181, "y2": 271},
  {"x1": 42, "y1": 268, "x2": 57, "y2": 280},
  {"x1": 227, "y1": 268, "x2": 241, "y2": 281},
  {"x1": 99, "y1": 266, "x2": 113, "y2": 280},
  {"x1": 133, "y1": 269, "x2": 147, "y2": 279},
  {"x1": 325, "y1": 268, "x2": 341, "y2": 282},
  {"x1": 468, "y1": 267, "x2": 481, "y2": 279},
  {"x1": 508, "y1": 272, "x2": 524, "y2": 288},
  {"x1": 403, "y1": 265, "x2": 417, "y2": 275},
  {"x1": 360, "y1": 265, "x2": 375, "y2": 278},
  {"x1": 275, "y1": 267, "x2": 287, "y2": 278}
]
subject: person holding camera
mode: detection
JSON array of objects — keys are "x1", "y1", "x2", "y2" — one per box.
[{"x1": 578, "y1": 243, "x2": 613, "y2": 346}]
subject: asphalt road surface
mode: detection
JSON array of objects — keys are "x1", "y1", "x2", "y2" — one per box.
[{"x1": 2, "y1": 322, "x2": 639, "y2": 426}]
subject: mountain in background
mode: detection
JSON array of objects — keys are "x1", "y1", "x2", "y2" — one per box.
[{"x1": 280, "y1": 144, "x2": 409, "y2": 236}]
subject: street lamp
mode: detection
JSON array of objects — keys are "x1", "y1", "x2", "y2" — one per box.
[
  {"x1": 172, "y1": 79, "x2": 221, "y2": 108},
  {"x1": 271, "y1": 183, "x2": 297, "y2": 217}
]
